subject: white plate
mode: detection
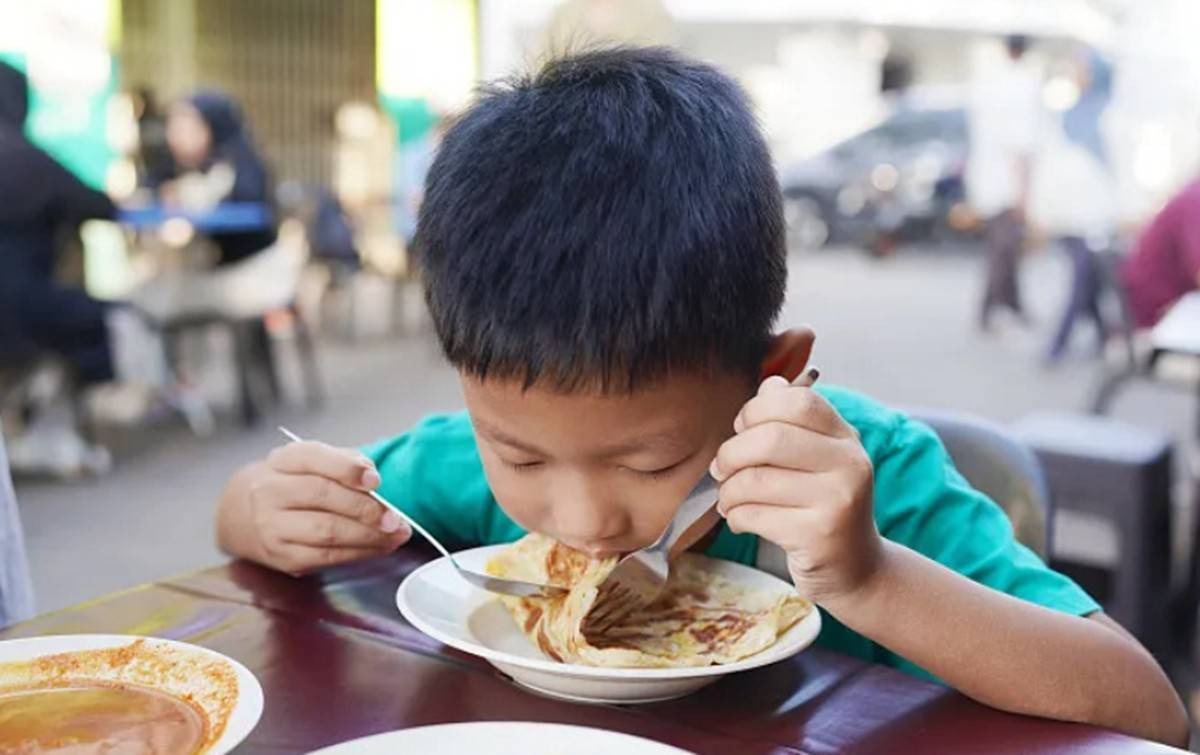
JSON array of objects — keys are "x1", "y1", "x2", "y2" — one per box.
[
  {"x1": 310, "y1": 721, "x2": 692, "y2": 754},
  {"x1": 0, "y1": 634, "x2": 264, "y2": 754},
  {"x1": 396, "y1": 545, "x2": 821, "y2": 704}
]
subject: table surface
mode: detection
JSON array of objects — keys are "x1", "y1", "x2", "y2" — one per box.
[
  {"x1": 1152, "y1": 292, "x2": 1200, "y2": 356},
  {"x1": 0, "y1": 547, "x2": 1184, "y2": 754}
]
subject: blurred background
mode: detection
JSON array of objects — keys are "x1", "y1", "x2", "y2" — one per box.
[{"x1": 3, "y1": 0, "x2": 1200, "y2": 723}]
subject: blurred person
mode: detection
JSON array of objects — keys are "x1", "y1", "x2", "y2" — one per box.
[
  {"x1": 1120, "y1": 175, "x2": 1200, "y2": 329},
  {"x1": 131, "y1": 86, "x2": 174, "y2": 190},
  {"x1": 0, "y1": 61, "x2": 118, "y2": 384},
  {"x1": 0, "y1": 62, "x2": 129, "y2": 474},
  {"x1": 967, "y1": 34, "x2": 1042, "y2": 331},
  {"x1": 0, "y1": 64, "x2": 205, "y2": 472},
  {"x1": 1039, "y1": 50, "x2": 1118, "y2": 364},
  {"x1": 161, "y1": 90, "x2": 277, "y2": 265},
  {"x1": 215, "y1": 48, "x2": 1186, "y2": 745}
]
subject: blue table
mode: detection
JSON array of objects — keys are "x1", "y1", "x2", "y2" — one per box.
[{"x1": 117, "y1": 202, "x2": 273, "y2": 234}]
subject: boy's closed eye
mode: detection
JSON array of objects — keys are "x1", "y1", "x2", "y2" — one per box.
[{"x1": 497, "y1": 455, "x2": 693, "y2": 479}]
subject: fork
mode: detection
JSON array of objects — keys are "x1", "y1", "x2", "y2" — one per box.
[
  {"x1": 584, "y1": 367, "x2": 821, "y2": 632},
  {"x1": 277, "y1": 427, "x2": 565, "y2": 599}
]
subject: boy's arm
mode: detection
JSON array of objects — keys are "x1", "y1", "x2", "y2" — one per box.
[
  {"x1": 712, "y1": 377, "x2": 1187, "y2": 746},
  {"x1": 824, "y1": 542, "x2": 1187, "y2": 745}
]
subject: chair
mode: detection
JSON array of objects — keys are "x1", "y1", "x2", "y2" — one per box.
[
  {"x1": 906, "y1": 408, "x2": 1051, "y2": 558},
  {"x1": 1012, "y1": 411, "x2": 1174, "y2": 659},
  {"x1": 131, "y1": 236, "x2": 323, "y2": 426},
  {"x1": 0, "y1": 426, "x2": 35, "y2": 627}
]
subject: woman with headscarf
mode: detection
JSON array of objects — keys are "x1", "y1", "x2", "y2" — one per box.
[
  {"x1": 0, "y1": 61, "x2": 118, "y2": 384},
  {"x1": 160, "y1": 90, "x2": 277, "y2": 264}
]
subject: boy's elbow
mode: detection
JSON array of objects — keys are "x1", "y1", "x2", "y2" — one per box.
[
  {"x1": 1093, "y1": 641, "x2": 1189, "y2": 747},
  {"x1": 1120, "y1": 688, "x2": 1189, "y2": 749},
  {"x1": 1143, "y1": 690, "x2": 1190, "y2": 748},
  {"x1": 1072, "y1": 615, "x2": 1189, "y2": 746}
]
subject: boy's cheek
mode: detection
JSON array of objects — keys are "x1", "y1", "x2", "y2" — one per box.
[{"x1": 477, "y1": 462, "x2": 544, "y2": 531}]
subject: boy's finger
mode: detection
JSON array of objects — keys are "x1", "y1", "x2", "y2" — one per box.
[
  {"x1": 736, "y1": 386, "x2": 852, "y2": 439},
  {"x1": 278, "y1": 541, "x2": 406, "y2": 576},
  {"x1": 277, "y1": 510, "x2": 412, "y2": 550},
  {"x1": 722, "y1": 501, "x2": 812, "y2": 552},
  {"x1": 710, "y1": 422, "x2": 849, "y2": 480},
  {"x1": 266, "y1": 474, "x2": 395, "y2": 529},
  {"x1": 716, "y1": 465, "x2": 825, "y2": 515},
  {"x1": 267, "y1": 441, "x2": 380, "y2": 490}
]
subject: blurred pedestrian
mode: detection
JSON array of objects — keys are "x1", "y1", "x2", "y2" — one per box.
[
  {"x1": 160, "y1": 89, "x2": 277, "y2": 265},
  {"x1": 0, "y1": 61, "x2": 117, "y2": 385},
  {"x1": 0, "y1": 61, "x2": 115, "y2": 475},
  {"x1": 1121, "y1": 177, "x2": 1200, "y2": 329},
  {"x1": 131, "y1": 85, "x2": 174, "y2": 190},
  {"x1": 1039, "y1": 50, "x2": 1117, "y2": 363},
  {"x1": 967, "y1": 34, "x2": 1043, "y2": 331}
]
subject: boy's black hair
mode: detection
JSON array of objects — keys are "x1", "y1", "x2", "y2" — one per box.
[{"x1": 415, "y1": 46, "x2": 786, "y2": 391}]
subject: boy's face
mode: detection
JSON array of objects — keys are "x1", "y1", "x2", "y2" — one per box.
[{"x1": 461, "y1": 372, "x2": 752, "y2": 558}]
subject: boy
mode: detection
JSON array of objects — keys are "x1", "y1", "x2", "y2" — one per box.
[{"x1": 217, "y1": 48, "x2": 1187, "y2": 744}]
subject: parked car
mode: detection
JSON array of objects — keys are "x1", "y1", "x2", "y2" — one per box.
[{"x1": 780, "y1": 103, "x2": 977, "y2": 254}]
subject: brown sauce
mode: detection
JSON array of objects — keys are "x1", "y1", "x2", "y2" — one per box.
[{"x1": 0, "y1": 682, "x2": 207, "y2": 755}]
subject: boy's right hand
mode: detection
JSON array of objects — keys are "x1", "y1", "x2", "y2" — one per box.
[{"x1": 239, "y1": 441, "x2": 412, "y2": 575}]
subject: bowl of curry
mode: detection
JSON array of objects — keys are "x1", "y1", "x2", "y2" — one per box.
[{"x1": 0, "y1": 635, "x2": 263, "y2": 754}]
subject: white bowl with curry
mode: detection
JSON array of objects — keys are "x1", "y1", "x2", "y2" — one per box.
[{"x1": 0, "y1": 634, "x2": 263, "y2": 754}]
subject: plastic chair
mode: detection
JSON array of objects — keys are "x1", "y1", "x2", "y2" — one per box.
[
  {"x1": 131, "y1": 237, "x2": 323, "y2": 426},
  {"x1": 906, "y1": 408, "x2": 1052, "y2": 558},
  {"x1": 1012, "y1": 411, "x2": 1174, "y2": 659}
]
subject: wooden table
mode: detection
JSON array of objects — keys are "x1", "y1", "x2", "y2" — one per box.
[{"x1": 1, "y1": 547, "x2": 1183, "y2": 754}]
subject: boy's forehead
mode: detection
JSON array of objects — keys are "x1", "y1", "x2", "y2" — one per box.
[{"x1": 460, "y1": 372, "x2": 749, "y2": 451}]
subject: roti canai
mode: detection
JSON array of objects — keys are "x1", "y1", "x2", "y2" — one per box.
[{"x1": 486, "y1": 533, "x2": 811, "y2": 668}]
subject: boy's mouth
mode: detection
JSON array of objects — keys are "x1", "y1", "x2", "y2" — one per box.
[{"x1": 557, "y1": 538, "x2": 635, "y2": 560}]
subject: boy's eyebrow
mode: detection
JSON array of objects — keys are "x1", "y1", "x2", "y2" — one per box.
[{"x1": 473, "y1": 419, "x2": 693, "y2": 458}]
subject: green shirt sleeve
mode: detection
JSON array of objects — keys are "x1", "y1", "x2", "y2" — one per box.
[{"x1": 361, "y1": 412, "x2": 526, "y2": 550}]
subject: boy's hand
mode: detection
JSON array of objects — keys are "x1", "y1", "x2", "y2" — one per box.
[
  {"x1": 240, "y1": 441, "x2": 411, "y2": 575},
  {"x1": 710, "y1": 376, "x2": 881, "y2": 603}
]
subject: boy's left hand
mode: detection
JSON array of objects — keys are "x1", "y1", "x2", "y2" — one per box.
[{"x1": 710, "y1": 375, "x2": 882, "y2": 603}]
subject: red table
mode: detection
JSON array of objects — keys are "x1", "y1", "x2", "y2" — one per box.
[{"x1": 1, "y1": 546, "x2": 1184, "y2": 754}]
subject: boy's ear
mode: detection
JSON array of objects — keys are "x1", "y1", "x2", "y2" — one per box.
[{"x1": 760, "y1": 327, "x2": 816, "y2": 382}]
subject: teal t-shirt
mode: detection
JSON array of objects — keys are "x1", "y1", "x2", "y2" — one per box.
[{"x1": 364, "y1": 385, "x2": 1099, "y2": 681}]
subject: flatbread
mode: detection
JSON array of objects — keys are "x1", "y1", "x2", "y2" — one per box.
[{"x1": 486, "y1": 533, "x2": 812, "y2": 668}]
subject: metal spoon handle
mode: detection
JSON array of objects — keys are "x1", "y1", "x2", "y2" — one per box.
[
  {"x1": 277, "y1": 427, "x2": 453, "y2": 562},
  {"x1": 657, "y1": 475, "x2": 718, "y2": 553}
]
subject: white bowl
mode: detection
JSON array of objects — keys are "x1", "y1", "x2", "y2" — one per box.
[
  {"x1": 396, "y1": 545, "x2": 821, "y2": 704},
  {"x1": 310, "y1": 722, "x2": 692, "y2": 754},
  {"x1": 0, "y1": 634, "x2": 264, "y2": 754}
]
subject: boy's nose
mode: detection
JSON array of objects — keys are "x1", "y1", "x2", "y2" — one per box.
[{"x1": 549, "y1": 476, "x2": 628, "y2": 544}]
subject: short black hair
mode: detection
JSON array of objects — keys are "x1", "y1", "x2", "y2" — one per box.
[{"x1": 415, "y1": 46, "x2": 786, "y2": 392}]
